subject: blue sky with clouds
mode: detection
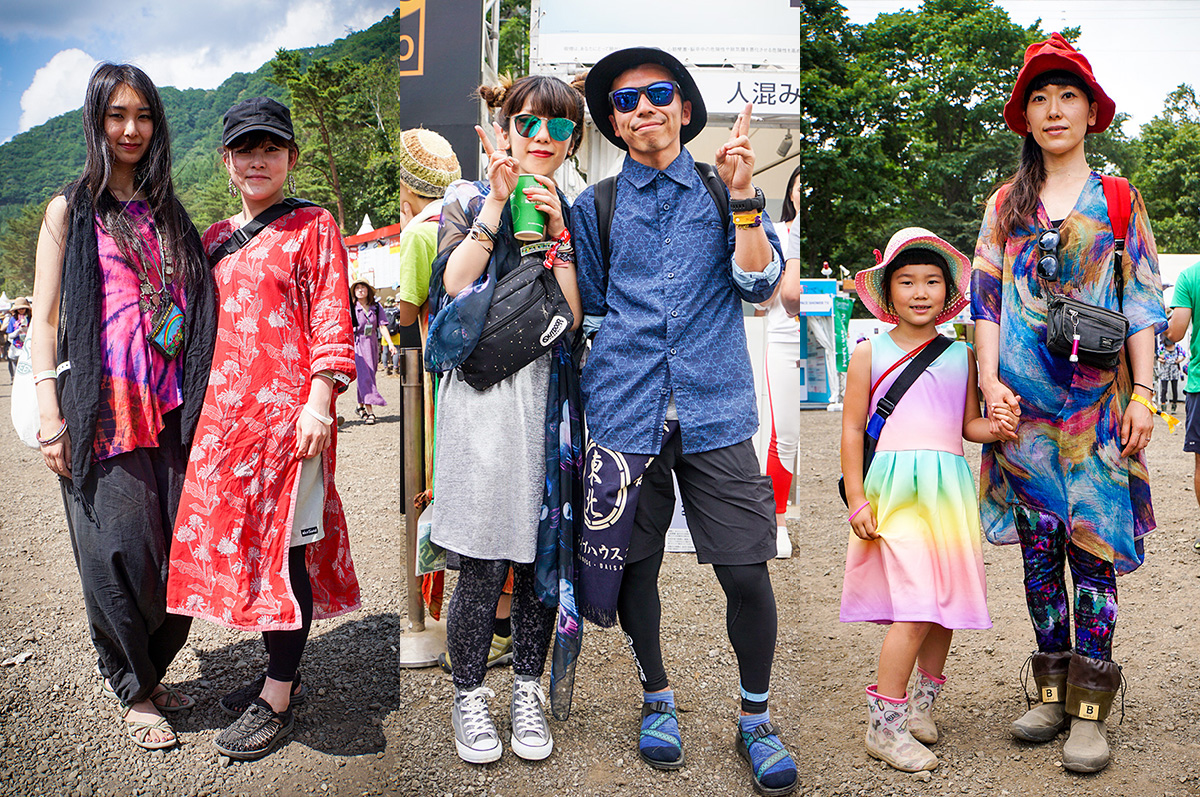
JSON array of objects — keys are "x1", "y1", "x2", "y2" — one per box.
[{"x1": 0, "y1": 1, "x2": 1198, "y2": 144}]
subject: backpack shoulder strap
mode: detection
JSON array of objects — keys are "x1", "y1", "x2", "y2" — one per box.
[
  {"x1": 208, "y1": 197, "x2": 317, "y2": 266},
  {"x1": 1101, "y1": 175, "x2": 1132, "y2": 309},
  {"x1": 594, "y1": 176, "x2": 619, "y2": 279},
  {"x1": 1101, "y1": 175, "x2": 1132, "y2": 250},
  {"x1": 693, "y1": 162, "x2": 730, "y2": 225}
]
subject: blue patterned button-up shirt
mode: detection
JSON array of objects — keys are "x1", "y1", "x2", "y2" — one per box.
[{"x1": 572, "y1": 150, "x2": 783, "y2": 455}]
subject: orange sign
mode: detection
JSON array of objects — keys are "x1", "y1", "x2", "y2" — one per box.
[{"x1": 395, "y1": 0, "x2": 426, "y2": 77}]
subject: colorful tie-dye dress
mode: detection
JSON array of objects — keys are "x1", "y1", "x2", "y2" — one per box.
[
  {"x1": 840, "y1": 333, "x2": 991, "y2": 630},
  {"x1": 970, "y1": 174, "x2": 1166, "y2": 575}
]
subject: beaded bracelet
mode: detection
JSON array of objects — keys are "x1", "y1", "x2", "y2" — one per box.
[
  {"x1": 37, "y1": 419, "x2": 68, "y2": 446},
  {"x1": 848, "y1": 501, "x2": 871, "y2": 523}
]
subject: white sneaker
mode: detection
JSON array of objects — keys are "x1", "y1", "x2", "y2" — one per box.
[
  {"x1": 510, "y1": 676, "x2": 553, "y2": 760},
  {"x1": 452, "y1": 686, "x2": 502, "y2": 763},
  {"x1": 775, "y1": 525, "x2": 793, "y2": 559}
]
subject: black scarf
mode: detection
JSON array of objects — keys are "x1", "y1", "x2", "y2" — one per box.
[{"x1": 58, "y1": 182, "x2": 218, "y2": 483}]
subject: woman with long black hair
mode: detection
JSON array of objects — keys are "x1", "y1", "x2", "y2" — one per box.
[
  {"x1": 971, "y1": 34, "x2": 1165, "y2": 773},
  {"x1": 31, "y1": 62, "x2": 216, "y2": 750}
]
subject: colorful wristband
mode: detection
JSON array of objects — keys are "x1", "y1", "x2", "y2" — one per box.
[
  {"x1": 37, "y1": 419, "x2": 68, "y2": 446},
  {"x1": 1130, "y1": 391, "x2": 1182, "y2": 432},
  {"x1": 848, "y1": 501, "x2": 871, "y2": 523}
]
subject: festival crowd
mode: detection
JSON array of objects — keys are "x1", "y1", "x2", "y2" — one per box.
[{"x1": 22, "y1": 32, "x2": 1185, "y2": 795}]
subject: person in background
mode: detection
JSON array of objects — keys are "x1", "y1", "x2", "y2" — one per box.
[
  {"x1": 756, "y1": 164, "x2": 804, "y2": 558},
  {"x1": 166, "y1": 96, "x2": 359, "y2": 761},
  {"x1": 5, "y1": 298, "x2": 31, "y2": 381},
  {"x1": 351, "y1": 279, "x2": 390, "y2": 424},
  {"x1": 1166, "y1": 258, "x2": 1200, "y2": 549},
  {"x1": 1155, "y1": 331, "x2": 1184, "y2": 413},
  {"x1": 31, "y1": 62, "x2": 217, "y2": 750}
]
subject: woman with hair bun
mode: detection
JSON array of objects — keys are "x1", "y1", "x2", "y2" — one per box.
[
  {"x1": 425, "y1": 72, "x2": 585, "y2": 765},
  {"x1": 31, "y1": 62, "x2": 217, "y2": 750}
]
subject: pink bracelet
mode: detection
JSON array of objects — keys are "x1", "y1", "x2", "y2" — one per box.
[{"x1": 848, "y1": 501, "x2": 871, "y2": 523}]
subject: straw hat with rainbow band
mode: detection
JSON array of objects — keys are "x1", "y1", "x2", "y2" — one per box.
[{"x1": 854, "y1": 227, "x2": 971, "y2": 325}]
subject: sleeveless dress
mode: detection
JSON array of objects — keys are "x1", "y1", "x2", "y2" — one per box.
[{"x1": 839, "y1": 333, "x2": 991, "y2": 630}]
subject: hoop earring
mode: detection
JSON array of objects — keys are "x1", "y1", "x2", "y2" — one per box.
[
  {"x1": 287, "y1": 174, "x2": 296, "y2": 195},
  {"x1": 227, "y1": 177, "x2": 239, "y2": 198}
]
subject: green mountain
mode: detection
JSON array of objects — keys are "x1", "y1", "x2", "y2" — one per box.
[{"x1": 0, "y1": 7, "x2": 411, "y2": 232}]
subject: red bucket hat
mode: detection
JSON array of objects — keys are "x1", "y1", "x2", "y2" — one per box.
[{"x1": 1003, "y1": 33, "x2": 1115, "y2": 136}]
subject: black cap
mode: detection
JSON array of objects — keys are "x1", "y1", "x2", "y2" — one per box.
[
  {"x1": 222, "y1": 97, "x2": 294, "y2": 147},
  {"x1": 584, "y1": 47, "x2": 707, "y2": 151}
]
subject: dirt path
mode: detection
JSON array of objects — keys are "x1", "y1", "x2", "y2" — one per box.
[{"x1": 0, "y1": 372, "x2": 1197, "y2": 796}]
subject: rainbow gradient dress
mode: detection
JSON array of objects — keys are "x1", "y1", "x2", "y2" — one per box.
[{"x1": 840, "y1": 333, "x2": 991, "y2": 629}]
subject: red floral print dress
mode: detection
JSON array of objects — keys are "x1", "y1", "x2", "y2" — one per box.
[{"x1": 166, "y1": 207, "x2": 360, "y2": 631}]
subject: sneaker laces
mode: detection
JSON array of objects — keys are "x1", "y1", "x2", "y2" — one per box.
[
  {"x1": 512, "y1": 680, "x2": 548, "y2": 739},
  {"x1": 457, "y1": 686, "x2": 497, "y2": 741}
]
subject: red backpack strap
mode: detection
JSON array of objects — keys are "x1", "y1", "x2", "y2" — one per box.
[{"x1": 1101, "y1": 175, "x2": 1132, "y2": 250}]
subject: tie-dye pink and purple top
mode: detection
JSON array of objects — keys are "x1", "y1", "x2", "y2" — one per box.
[
  {"x1": 869, "y1": 333, "x2": 968, "y2": 457},
  {"x1": 970, "y1": 173, "x2": 1167, "y2": 574},
  {"x1": 93, "y1": 200, "x2": 185, "y2": 460}
]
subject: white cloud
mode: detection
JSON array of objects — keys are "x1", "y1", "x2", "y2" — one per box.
[{"x1": 19, "y1": 48, "x2": 98, "y2": 132}]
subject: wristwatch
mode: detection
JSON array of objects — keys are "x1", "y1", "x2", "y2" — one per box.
[{"x1": 729, "y1": 187, "x2": 766, "y2": 214}]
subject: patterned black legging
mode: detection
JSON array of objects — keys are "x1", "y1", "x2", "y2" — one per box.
[{"x1": 446, "y1": 556, "x2": 555, "y2": 690}]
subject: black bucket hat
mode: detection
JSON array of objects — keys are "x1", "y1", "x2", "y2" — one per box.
[
  {"x1": 584, "y1": 47, "x2": 707, "y2": 150},
  {"x1": 222, "y1": 97, "x2": 295, "y2": 147}
]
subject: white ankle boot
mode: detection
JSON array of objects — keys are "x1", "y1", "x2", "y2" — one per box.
[
  {"x1": 908, "y1": 667, "x2": 945, "y2": 745},
  {"x1": 865, "y1": 685, "x2": 937, "y2": 772}
]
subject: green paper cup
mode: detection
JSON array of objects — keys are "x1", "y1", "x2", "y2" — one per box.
[{"x1": 510, "y1": 174, "x2": 547, "y2": 241}]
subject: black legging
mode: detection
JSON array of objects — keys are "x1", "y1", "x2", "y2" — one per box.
[
  {"x1": 262, "y1": 545, "x2": 314, "y2": 683},
  {"x1": 616, "y1": 550, "x2": 777, "y2": 712},
  {"x1": 1161, "y1": 378, "x2": 1179, "y2": 407},
  {"x1": 446, "y1": 556, "x2": 555, "y2": 690}
]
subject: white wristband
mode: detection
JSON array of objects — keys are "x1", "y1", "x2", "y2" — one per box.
[{"x1": 302, "y1": 404, "x2": 333, "y2": 426}]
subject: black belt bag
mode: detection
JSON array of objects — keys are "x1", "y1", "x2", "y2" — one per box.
[
  {"x1": 458, "y1": 253, "x2": 574, "y2": 391},
  {"x1": 1045, "y1": 295, "x2": 1128, "y2": 370}
]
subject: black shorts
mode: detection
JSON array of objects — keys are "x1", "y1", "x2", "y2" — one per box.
[
  {"x1": 1185, "y1": 392, "x2": 1200, "y2": 453},
  {"x1": 627, "y1": 435, "x2": 776, "y2": 566}
]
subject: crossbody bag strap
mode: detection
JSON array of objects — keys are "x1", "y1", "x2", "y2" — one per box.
[
  {"x1": 208, "y1": 197, "x2": 317, "y2": 266},
  {"x1": 865, "y1": 335, "x2": 954, "y2": 440}
]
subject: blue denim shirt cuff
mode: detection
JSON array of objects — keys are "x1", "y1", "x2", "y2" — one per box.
[
  {"x1": 583, "y1": 314, "x2": 605, "y2": 336},
  {"x1": 731, "y1": 248, "x2": 782, "y2": 291}
]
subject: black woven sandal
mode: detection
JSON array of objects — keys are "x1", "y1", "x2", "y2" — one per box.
[
  {"x1": 214, "y1": 699, "x2": 294, "y2": 761},
  {"x1": 219, "y1": 673, "x2": 307, "y2": 717}
]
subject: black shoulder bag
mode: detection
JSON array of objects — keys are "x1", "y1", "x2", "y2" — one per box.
[
  {"x1": 838, "y1": 335, "x2": 954, "y2": 506},
  {"x1": 207, "y1": 197, "x2": 317, "y2": 266}
]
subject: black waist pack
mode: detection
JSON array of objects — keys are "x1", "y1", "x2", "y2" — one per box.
[
  {"x1": 1045, "y1": 295, "x2": 1128, "y2": 370},
  {"x1": 458, "y1": 253, "x2": 574, "y2": 391}
]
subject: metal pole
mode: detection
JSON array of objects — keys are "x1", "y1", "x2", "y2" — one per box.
[{"x1": 401, "y1": 347, "x2": 425, "y2": 631}]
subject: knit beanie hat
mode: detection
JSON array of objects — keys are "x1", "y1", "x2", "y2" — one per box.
[{"x1": 395, "y1": 129, "x2": 461, "y2": 198}]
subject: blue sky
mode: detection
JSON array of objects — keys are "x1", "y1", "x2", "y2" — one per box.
[{"x1": 1, "y1": 1, "x2": 1198, "y2": 144}]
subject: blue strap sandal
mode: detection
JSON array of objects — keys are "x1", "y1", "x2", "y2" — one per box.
[
  {"x1": 736, "y1": 721, "x2": 798, "y2": 796},
  {"x1": 639, "y1": 700, "x2": 685, "y2": 770}
]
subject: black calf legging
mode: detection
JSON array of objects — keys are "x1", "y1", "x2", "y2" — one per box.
[
  {"x1": 446, "y1": 556, "x2": 555, "y2": 690},
  {"x1": 262, "y1": 545, "x2": 314, "y2": 683},
  {"x1": 616, "y1": 550, "x2": 777, "y2": 712},
  {"x1": 1161, "y1": 378, "x2": 1179, "y2": 407}
]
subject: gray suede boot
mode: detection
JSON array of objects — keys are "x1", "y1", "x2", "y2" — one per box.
[
  {"x1": 1061, "y1": 653, "x2": 1121, "y2": 773},
  {"x1": 1011, "y1": 650, "x2": 1071, "y2": 742}
]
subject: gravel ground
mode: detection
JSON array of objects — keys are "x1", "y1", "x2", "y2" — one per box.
[{"x1": 1, "y1": 372, "x2": 1198, "y2": 796}]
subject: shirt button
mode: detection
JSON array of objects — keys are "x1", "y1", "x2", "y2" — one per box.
[
  {"x1": 670, "y1": 348, "x2": 677, "y2": 355},
  {"x1": 671, "y1": 310, "x2": 678, "y2": 317},
  {"x1": 663, "y1": 203, "x2": 670, "y2": 210},
  {"x1": 665, "y1": 237, "x2": 671, "y2": 244},
  {"x1": 667, "y1": 272, "x2": 674, "y2": 279}
]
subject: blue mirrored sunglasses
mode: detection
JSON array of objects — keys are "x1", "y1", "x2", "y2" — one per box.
[
  {"x1": 513, "y1": 114, "x2": 576, "y2": 142},
  {"x1": 609, "y1": 81, "x2": 679, "y2": 113}
]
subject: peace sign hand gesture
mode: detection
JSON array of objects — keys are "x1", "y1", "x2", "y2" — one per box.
[
  {"x1": 477, "y1": 122, "x2": 521, "y2": 202},
  {"x1": 715, "y1": 103, "x2": 756, "y2": 196}
]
